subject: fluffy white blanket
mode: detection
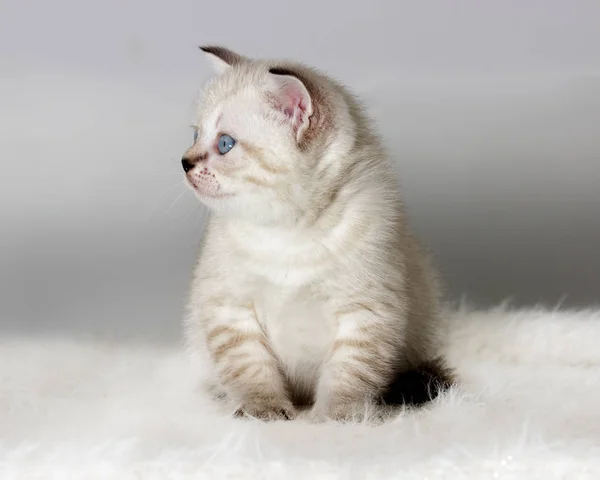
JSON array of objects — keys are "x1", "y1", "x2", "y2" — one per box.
[{"x1": 2, "y1": 307, "x2": 600, "y2": 479}]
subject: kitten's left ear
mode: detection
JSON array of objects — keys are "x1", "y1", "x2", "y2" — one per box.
[
  {"x1": 266, "y1": 68, "x2": 313, "y2": 143},
  {"x1": 199, "y1": 45, "x2": 244, "y2": 74}
]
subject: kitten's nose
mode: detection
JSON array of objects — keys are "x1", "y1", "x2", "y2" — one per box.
[
  {"x1": 181, "y1": 152, "x2": 207, "y2": 173},
  {"x1": 181, "y1": 157, "x2": 194, "y2": 173}
]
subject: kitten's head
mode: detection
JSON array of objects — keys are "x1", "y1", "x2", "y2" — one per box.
[{"x1": 181, "y1": 46, "x2": 355, "y2": 224}]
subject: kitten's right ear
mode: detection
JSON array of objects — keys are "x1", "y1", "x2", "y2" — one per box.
[
  {"x1": 266, "y1": 68, "x2": 314, "y2": 143},
  {"x1": 199, "y1": 45, "x2": 244, "y2": 74}
]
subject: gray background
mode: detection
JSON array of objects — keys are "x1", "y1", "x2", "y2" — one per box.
[{"x1": 1, "y1": 0, "x2": 599, "y2": 342}]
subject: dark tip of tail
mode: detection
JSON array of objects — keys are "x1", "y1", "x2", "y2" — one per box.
[{"x1": 378, "y1": 357, "x2": 456, "y2": 408}]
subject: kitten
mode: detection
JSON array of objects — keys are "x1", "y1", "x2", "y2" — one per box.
[{"x1": 182, "y1": 46, "x2": 454, "y2": 422}]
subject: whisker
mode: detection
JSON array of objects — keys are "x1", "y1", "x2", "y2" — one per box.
[
  {"x1": 182, "y1": 202, "x2": 200, "y2": 223},
  {"x1": 159, "y1": 180, "x2": 188, "y2": 193},
  {"x1": 164, "y1": 188, "x2": 188, "y2": 216},
  {"x1": 143, "y1": 180, "x2": 190, "y2": 222}
]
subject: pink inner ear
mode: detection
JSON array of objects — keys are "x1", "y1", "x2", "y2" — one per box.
[
  {"x1": 266, "y1": 71, "x2": 313, "y2": 140},
  {"x1": 279, "y1": 80, "x2": 309, "y2": 119},
  {"x1": 271, "y1": 75, "x2": 312, "y2": 139}
]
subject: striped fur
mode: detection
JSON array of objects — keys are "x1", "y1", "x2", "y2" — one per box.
[{"x1": 183, "y1": 46, "x2": 454, "y2": 422}]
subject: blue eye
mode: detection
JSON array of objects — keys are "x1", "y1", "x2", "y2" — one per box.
[
  {"x1": 193, "y1": 130, "x2": 198, "y2": 144},
  {"x1": 217, "y1": 134, "x2": 236, "y2": 155}
]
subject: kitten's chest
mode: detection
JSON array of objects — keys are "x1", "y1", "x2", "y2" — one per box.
[
  {"x1": 225, "y1": 223, "x2": 334, "y2": 287},
  {"x1": 255, "y1": 285, "x2": 336, "y2": 367}
]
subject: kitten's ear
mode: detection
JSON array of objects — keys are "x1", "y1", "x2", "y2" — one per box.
[
  {"x1": 199, "y1": 45, "x2": 244, "y2": 74},
  {"x1": 266, "y1": 68, "x2": 313, "y2": 142}
]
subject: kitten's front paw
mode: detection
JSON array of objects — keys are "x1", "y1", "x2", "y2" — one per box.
[
  {"x1": 302, "y1": 408, "x2": 328, "y2": 424},
  {"x1": 234, "y1": 401, "x2": 296, "y2": 422},
  {"x1": 303, "y1": 400, "x2": 368, "y2": 423},
  {"x1": 326, "y1": 401, "x2": 368, "y2": 423}
]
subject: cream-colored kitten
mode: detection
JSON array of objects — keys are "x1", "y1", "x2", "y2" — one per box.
[{"x1": 183, "y1": 46, "x2": 454, "y2": 422}]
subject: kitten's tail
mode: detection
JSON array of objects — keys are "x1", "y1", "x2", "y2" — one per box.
[{"x1": 378, "y1": 358, "x2": 456, "y2": 407}]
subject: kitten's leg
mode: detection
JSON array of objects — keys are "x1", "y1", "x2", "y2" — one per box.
[
  {"x1": 312, "y1": 305, "x2": 400, "y2": 422},
  {"x1": 202, "y1": 302, "x2": 294, "y2": 421}
]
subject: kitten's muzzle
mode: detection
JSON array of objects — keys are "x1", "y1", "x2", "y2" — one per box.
[{"x1": 181, "y1": 152, "x2": 208, "y2": 173}]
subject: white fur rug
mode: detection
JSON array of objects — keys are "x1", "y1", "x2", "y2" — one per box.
[{"x1": 2, "y1": 307, "x2": 600, "y2": 479}]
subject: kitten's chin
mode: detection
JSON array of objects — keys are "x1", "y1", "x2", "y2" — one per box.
[
  {"x1": 189, "y1": 182, "x2": 235, "y2": 201},
  {"x1": 197, "y1": 191, "x2": 235, "y2": 200}
]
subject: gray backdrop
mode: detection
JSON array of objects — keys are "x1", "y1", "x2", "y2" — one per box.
[{"x1": 1, "y1": 0, "x2": 599, "y2": 342}]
